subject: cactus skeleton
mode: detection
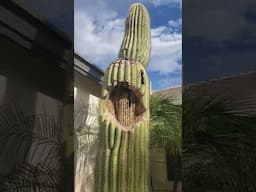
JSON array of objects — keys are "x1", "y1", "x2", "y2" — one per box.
[{"x1": 95, "y1": 3, "x2": 151, "y2": 192}]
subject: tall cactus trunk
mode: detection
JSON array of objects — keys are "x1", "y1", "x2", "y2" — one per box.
[{"x1": 95, "y1": 3, "x2": 151, "y2": 192}]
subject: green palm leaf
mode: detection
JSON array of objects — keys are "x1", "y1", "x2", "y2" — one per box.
[
  {"x1": 149, "y1": 95, "x2": 181, "y2": 155},
  {"x1": 0, "y1": 107, "x2": 64, "y2": 191},
  {"x1": 183, "y1": 93, "x2": 256, "y2": 192}
]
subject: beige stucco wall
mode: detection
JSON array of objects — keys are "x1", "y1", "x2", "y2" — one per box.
[
  {"x1": 74, "y1": 70, "x2": 102, "y2": 192},
  {"x1": 150, "y1": 148, "x2": 182, "y2": 192},
  {"x1": 151, "y1": 87, "x2": 182, "y2": 192},
  {"x1": 0, "y1": 73, "x2": 64, "y2": 179}
]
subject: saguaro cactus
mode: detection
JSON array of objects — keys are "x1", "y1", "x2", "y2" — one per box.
[
  {"x1": 95, "y1": 3, "x2": 151, "y2": 192},
  {"x1": 119, "y1": 3, "x2": 151, "y2": 67}
]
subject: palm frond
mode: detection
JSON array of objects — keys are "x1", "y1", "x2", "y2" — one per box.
[
  {"x1": 0, "y1": 162, "x2": 61, "y2": 192},
  {"x1": 0, "y1": 106, "x2": 64, "y2": 191},
  {"x1": 149, "y1": 95, "x2": 182, "y2": 155},
  {"x1": 183, "y1": 93, "x2": 256, "y2": 191}
]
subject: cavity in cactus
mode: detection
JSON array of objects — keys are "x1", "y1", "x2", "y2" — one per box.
[{"x1": 95, "y1": 3, "x2": 151, "y2": 192}]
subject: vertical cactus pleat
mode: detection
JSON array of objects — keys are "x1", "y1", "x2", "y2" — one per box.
[
  {"x1": 95, "y1": 3, "x2": 151, "y2": 192},
  {"x1": 119, "y1": 3, "x2": 151, "y2": 67},
  {"x1": 110, "y1": 127, "x2": 121, "y2": 192},
  {"x1": 128, "y1": 131, "x2": 134, "y2": 192}
]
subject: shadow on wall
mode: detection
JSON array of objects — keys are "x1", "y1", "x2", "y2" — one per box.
[
  {"x1": 0, "y1": 16, "x2": 73, "y2": 191},
  {"x1": 74, "y1": 103, "x2": 100, "y2": 192}
]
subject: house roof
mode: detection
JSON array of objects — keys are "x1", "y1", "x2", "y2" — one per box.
[
  {"x1": 6, "y1": 0, "x2": 73, "y2": 40},
  {"x1": 1, "y1": 1, "x2": 72, "y2": 66},
  {"x1": 185, "y1": 72, "x2": 256, "y2": 115},
  {"x1": 74, "y1": 53, "x2": 104, "y2": 83},
  {"x1": 153, "y1": 86, "x2": 182, "y2": 105},
  {"x1": 153, "y1": 72, "x2": 256, "y2": 115}
]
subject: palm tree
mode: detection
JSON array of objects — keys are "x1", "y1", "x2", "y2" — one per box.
[
  {"x1": 150, "y1": 95, "x2": 181, "y2": 155},
  {"x1": 149, "y1": 95, "x2": 182, "y2": 192},
  {"x1": 183, "y1": 93, "x2": 256, "y2": 192},
  {"x1": 0, "y1": 106, "x2": 66, "y2": 191}
]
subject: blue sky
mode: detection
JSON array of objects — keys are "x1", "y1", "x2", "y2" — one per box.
[
  {"x1": 183, "y1": 0, "x2": 256, "y2": 84},
  {"x1": 75, "y1": 0, "x2": 181, "y2": 90}
]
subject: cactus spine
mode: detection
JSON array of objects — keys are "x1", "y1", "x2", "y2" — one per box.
[{"x1": 96, "y1": 3, "x2": 151, "y2": 192}]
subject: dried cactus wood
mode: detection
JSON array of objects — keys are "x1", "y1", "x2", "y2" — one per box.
[{"x1": 95, "y1": 3, "x2": 151, "y2": 192}]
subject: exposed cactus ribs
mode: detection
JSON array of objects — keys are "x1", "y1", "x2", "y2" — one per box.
[{"x1": 106, "y1": 84, "x2": 145, "y2": 129}]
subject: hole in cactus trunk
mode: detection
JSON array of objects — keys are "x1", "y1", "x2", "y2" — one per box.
[
  {"x1": 141, "y1": 70, "x2": 145, "y2": 84},
  {"x1": 105, "y1": 82, "x2": 145, "y2": 129}
]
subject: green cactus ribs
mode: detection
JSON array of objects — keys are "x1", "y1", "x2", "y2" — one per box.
[
  {"x1": 119, "y1": 3, "x2": 151, "y2": 67},
  {"x1": 105, "y1": 82, "x2": 145, "y2": 130},
  {"x1": 102, "y1": 58, "x2": 148, "y2": 131},
  {"x1": 95, "y1": 3, "x2": 151, "y2": 192}
]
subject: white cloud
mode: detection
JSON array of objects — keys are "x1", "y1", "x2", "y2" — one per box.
[
  {"x1": 149, "y1": 23, "x2": 182, "y2": 74},
  {"x1": 75, "y1": 12, "x2": 181, "y2": 73},
  {"x1": 184, "y1": 0, "x2": 256, "y2": 40},
  {"x1": 75, "y1": 9, "x2": 125, "y2": 67},
  {"x1": 168, "y1": 18, "x2": 182, "y2": 29}
]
